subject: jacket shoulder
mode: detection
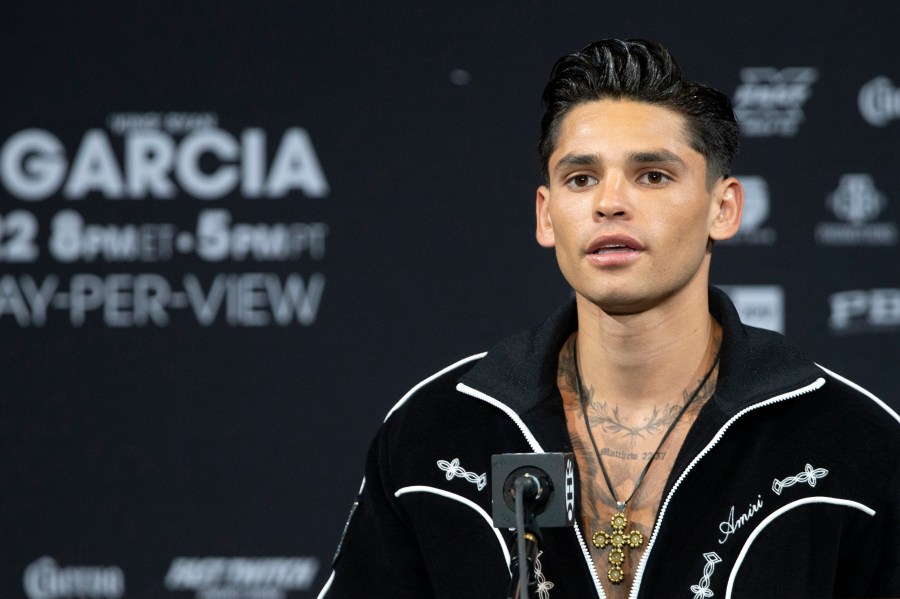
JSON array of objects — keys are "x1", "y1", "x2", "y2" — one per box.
[
  {"x1": 382, "y1": 352, "x2": 485, "y2": 424},
  {"x1": 815, "y1": 363, "x2": 900, "y2": 429}
]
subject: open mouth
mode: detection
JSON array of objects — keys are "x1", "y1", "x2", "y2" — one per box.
[
  {"x1": 585, "y1": 236, "x2": 643, "y2": 263},
  {"x1": 591, "y1": 244, "x2": 636, "y2": 254}
]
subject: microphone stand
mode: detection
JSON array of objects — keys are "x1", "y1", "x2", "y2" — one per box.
[
  {"x1": 506, "y1": 475, "x2": 546, "y2": 599},
  {"x1": 507, "y1": 525, "x2": 541, "y2": 599}
]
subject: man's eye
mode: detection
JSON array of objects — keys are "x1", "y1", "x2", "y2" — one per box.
[
  {"x1": 567, "y1": 174, "x2": 598, "y2": 188},
  {"x1": 641, "y1": 171, "x2": 670, "y2": 185}
]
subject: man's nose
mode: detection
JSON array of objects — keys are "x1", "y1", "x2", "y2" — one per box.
[{"x1": 593, "y1": 173, "x2": 629, "y2": 219}]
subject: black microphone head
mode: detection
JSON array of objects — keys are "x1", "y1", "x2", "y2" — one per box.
[
  {"x1": 503, "y1": 468, "x2": 552, "y2": 512},
  {"x1": 491, "y1": 452, "x2": 576, "y2": 529}
]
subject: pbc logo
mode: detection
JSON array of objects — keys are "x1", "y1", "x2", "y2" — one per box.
[
  {"x1": 732, "y1": 67, "x2": 818, "y2": 137},
  {"x1": 829, "y1": 289, "x2": 900, "y2": 333}
]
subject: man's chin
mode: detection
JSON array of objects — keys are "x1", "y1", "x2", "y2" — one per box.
[{"x1": 575, "y1": 290, "x2": 653, "y2": 316}]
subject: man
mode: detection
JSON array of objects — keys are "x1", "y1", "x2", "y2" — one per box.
[{"x1": 319, "y1": 39, "x2": 899, "y2": 598}]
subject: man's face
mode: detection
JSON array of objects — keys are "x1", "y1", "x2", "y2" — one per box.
[{"x1": 536, "y1": 100, "x2": 740, "y2": 315}]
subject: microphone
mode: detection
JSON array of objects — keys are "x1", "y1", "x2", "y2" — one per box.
[
  {"x1": 491, "y1": 453, "x2": 575, "y2": 599},
  {"x1": 491, "y1": 452, "x2": 575, "y2": 529}
]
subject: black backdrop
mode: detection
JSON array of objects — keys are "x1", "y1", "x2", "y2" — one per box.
[{"x1": 1, "y1": 3, "x2": 898, "y2": 598}]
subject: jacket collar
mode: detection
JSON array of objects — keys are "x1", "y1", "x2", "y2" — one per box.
[
  {"x1": 708, "y1": 286, "x2": 821, "y2": 415},
  {"x1": 459, "y1": 287, "x2": 822, "y2": 420}
]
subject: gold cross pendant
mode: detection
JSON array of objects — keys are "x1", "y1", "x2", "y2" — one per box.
[{"x1": 592, "y1": 511, "x2": 644, "y2": 584}]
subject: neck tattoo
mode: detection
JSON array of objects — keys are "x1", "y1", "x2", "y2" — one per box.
[{"x1": 572, "y1": 335, "x2": 720, "y2": 586}]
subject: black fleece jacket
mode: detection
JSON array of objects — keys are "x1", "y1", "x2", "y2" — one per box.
[{"x1": 321, "y1": 288, "x2": 900, "y2": 598}]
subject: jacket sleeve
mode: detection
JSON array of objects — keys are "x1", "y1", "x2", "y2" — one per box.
[
  {"x1": 865, "y1": 451, "x2": 900, "y2": 597},
  {"x1": 317, "y1": 425, "x2": 434, "y2": 598}
]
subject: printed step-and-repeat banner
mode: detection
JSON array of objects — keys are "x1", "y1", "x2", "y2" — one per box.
[{"x1": 2, "y1": 3, "x2": 897, "y2": 598}]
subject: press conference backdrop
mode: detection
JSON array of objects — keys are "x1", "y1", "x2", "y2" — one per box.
[{"x1": 1, "y1": 3, "x2": 898, "y2": 598}]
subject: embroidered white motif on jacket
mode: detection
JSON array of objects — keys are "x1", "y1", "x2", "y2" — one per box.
[
  {"x1": 772, "y1": 463, "x2": 829, "y2": 495},
  {"x1": 437, "y1": 458, "x2": 487, "y2": 491},
  {"x1": 690, "y1": 552, "x2": 722, "y2": 599},
  {"x1": 534, "y1": 551, "x2": 554, "y2": 599}
]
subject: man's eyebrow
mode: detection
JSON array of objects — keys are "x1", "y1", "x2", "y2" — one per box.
[
  {"x1": 552, "y1": 150, "x2": 688, "y2": 176},
  {"x1": 628, "y1": 150, "x2": 687, "y2": 167},
  {"x1": 552, "y1": 153, "x2": 600, "y2": 176}
]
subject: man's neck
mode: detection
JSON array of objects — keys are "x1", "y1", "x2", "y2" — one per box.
[{"x1": 573, "y1": 284, "x2": 719, "y2": 409}]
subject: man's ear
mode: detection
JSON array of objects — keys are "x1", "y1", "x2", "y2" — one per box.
[
  {"x1": 709, "y1": 177, "x2": 744, "y2": 241},
  {"x1": 535, "y1": 185, "x2": 556, "y2": 248}
]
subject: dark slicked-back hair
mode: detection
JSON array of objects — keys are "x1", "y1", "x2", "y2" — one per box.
[{"x1": 539, "y1": 38, "x2": 739, "y2": 187}]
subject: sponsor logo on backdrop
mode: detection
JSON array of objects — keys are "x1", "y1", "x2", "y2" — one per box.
[
  {"x1": 0, "y1": 113, "x2": 331, "y2": 328},
  {"x1": 718, "y1": 285, "x2": 785, "y2": 333},
  {"x1": 815, "y1": 174, "x2": 898, "y2": 246},
  {"x1": 829, "y1": 289, "x2": 900, "y2": 333},
  {"x1": 859, "y1": 76, "x2": 900, "y2": 127},
  {"x1": 23, "y1": 556, "x2": 124, "y2": 599},
  {"x1": 164, "y1": 556, "x2": 319, "y2": 599},
  {"x1": 720, "y1": 176, "x2": 776, "y2": 245},
  {"x1": 732, "y1": 67, "x2": 818, "y2": 137}
]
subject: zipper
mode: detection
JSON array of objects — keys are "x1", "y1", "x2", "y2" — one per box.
[
  {"x1": 573, "y1": 520, "x2": 605, "y2": 598},
  {"x1": 627, "y1": 377, "x2": 826, "y2": 599},
  {"x1": 456, "y1": 382, "x2": 607, "y2": 599}
]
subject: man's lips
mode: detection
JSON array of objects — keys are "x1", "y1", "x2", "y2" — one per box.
[
  {"x1": 584, "y1": 234, "x2": 644, "y2": 267},
  {"x1": 585, "y1": 235, "x2": 644, "y2": 254}
]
